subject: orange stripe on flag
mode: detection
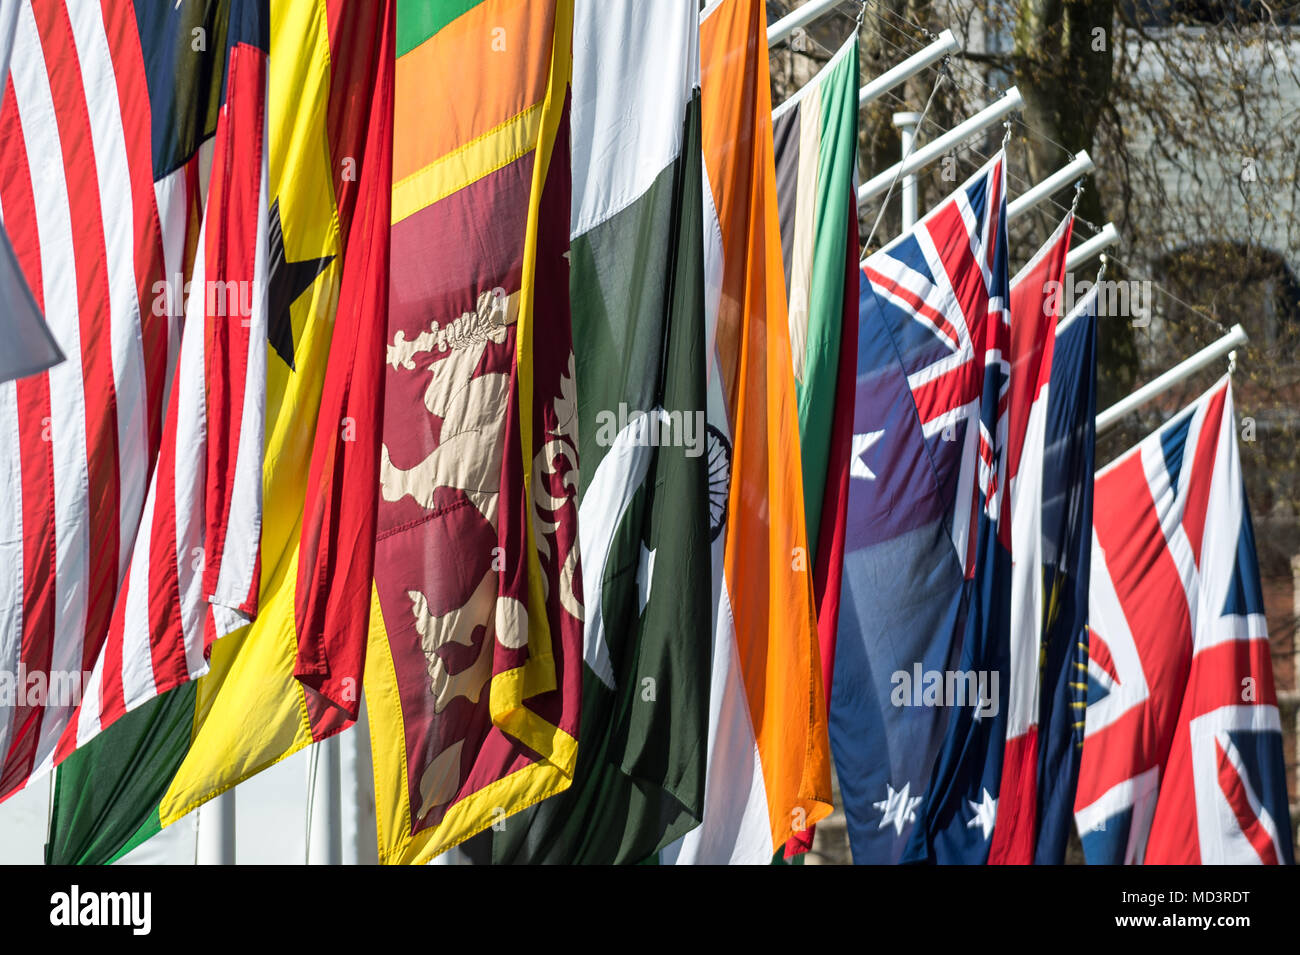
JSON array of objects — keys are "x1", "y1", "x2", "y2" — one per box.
[{"x1": 700, "y1": 0, "x2": 832, "y2": 852}]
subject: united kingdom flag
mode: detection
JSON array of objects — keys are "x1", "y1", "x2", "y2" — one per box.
[
  {"x1": 1075, "y1": 378, "x2": 1294, "y2": 865},
  {"x1": 830, "y1": 153, "x2": 1013, "y2": 864}
]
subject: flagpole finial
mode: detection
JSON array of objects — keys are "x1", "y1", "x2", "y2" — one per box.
[
  {"x1": 1095, "y1": 254, "x2": 1107, "y2": 286},
  {"x1": 855, "y1": 0, "x2": 867, "y2": 29},
  {"x1": 1001, "y1": 117, "x2": 1012, "y2": 151},
  {"x1": 1229, "y1": 349, "x2": 1238, "y2": 374},
  {"x1": 1070, "y1": 179, "x2": 1084, "y2": 215}
]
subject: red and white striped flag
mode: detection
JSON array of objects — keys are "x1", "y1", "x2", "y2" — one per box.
[{"x1": 0, "y1": 0, "x2": 268, "y2": 799}]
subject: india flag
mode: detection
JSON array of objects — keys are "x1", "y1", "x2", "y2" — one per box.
[{"x1": 663, "y1": 0, "x2": 833, "y2": 865}]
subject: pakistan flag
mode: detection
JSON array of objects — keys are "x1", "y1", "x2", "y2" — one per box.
[{"x1": 465, "y1": 0, "x2": 712, "y2": 864}]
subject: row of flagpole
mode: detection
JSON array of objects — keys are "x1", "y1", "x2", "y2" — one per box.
[{"x1": 187, "y1": 0, "x2": 1250, "y2": 864}]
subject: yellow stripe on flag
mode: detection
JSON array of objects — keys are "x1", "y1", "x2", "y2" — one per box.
[
  {"x1": 391, "y1": 105, "x2": 542, "y2": 226},
  {"x1": 495, "y1": 0, "x2": 573, "y2": 753}
]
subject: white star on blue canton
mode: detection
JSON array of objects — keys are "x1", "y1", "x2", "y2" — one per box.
[
  {"x1": 966, "y1": 788, "x2": 998, "y2": 840},
  {"x1": 851, "y1": 429, "x2": 885, "y2": 480},
  {"x1": 873, "y1": 781, "x2": 923, "y2": 836}
]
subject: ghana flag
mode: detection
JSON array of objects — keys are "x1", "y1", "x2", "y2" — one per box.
[
  {"x1": 467, "y1": 0, "x2": 711, "y2": 865},
  {"x1": 46, "y1": 0, "x2": 393, "y2": 864},
  {"x1": 365, "y1": 0, "x2": 583, "y2": 864}
]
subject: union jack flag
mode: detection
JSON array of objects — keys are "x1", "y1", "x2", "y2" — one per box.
[
  {"x1": 831, "y1": 153, "x2": 1013, "y2": 864},
  {"x1": 859, "y1": 154, "x2": 1010, "y2": 574},
  {"x1": 1075, "y1": 378, "x2": 1294, "y2": 865}
]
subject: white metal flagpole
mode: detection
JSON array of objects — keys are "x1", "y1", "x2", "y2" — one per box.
[
  {"x1": 1065, "y1": 222, "x2": 1119, "y2": 273},
  {"x1": 858, "y1": 87, "x2": 1023, "y2": 205},
  {"x1": 767, "y1": 0, "x2": 843, "y2": 48},
  {"x1": 197, "y1": 790, "x2": 235, "y2": 865},
  {"x1": 1095, "y1": 324, "x2": 1248, "y2": 434},
  {"x1": 893, "y1": 112, "x2": 922, "y2": 229},
  {"x1": 858, "y1": 30, "x2": 958, "y2": 109},
  {"x1": 1007, "y1": 150, "x2": 1094, "y2": 223},
  {"x1": 307, "y1": 734, "x2": 342, "y2": 865}
]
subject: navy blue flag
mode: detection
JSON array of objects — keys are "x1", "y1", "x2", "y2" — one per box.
[
  {"x1": 1031, "y1": 288, "x2": 1097, "y2": 864},
  {"x1": 831, "y1": 154, "x2": 1012, "y2": 864}
]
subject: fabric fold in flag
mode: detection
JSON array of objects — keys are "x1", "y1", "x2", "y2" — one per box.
[
  {"x1": 365, "y1": 0, "x2": 583, "y2": 865},
  {"x1": 987, "y1": 211, "x2": 1073, "y2": 864},
  {"x1": 831, "y1": 154, "x2": 1012, "y2": 864},
  {"x1": 470, "y1": 0, "x2": 711, "y2": 865},
  {"x1": 1075, "y1": 377, "x2": 1294, "y2": 865},
  {"x1": 662, "y1": 0, "x2": 832, "y2": 865},
  {"x1": 47, "y1": 0, "x2": 394, "y2": 862}
]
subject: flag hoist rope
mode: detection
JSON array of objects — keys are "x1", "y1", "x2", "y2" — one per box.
[{"x1": 861, "y1": 68, "x2": 947, "y2": 250}]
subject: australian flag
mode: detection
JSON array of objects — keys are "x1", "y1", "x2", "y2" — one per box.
[
  {"x1": 830, "y1": 154, "x2": 1012, "y2": 863},
  {"x1": 1075, "y1": 378, "x2": 1294, "y2": 864}
]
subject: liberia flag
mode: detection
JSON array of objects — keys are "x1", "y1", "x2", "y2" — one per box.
[
  {"x1": 987, "y1": 211, "x2": 1073, "y2": 864},
  {"x1": 0, "y1": 0, "x2": 265, "y2": 801},
  {"x1": 1075, "y1": 377, "x2": 1294, "y2": 865}
]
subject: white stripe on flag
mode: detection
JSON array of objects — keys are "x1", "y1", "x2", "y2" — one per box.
[
  {"x1": 11, "y1": 5, "x2": 92, "y2": 772},
  {"x1": 73, "y1": 644, "x2": 104, "y2": 750},
  {"x1": 0, "y1": 382, "x2": 24, "y2": 764},
  {"x1": 66, "y1": 0, "x2": 150, "y2": 580},
  {"x1": 173, "y1": 217, "x2": 209, "y2": 680},
  {"x1": 117, "y1": 489, "x2": 157, "y2": 714},
  {"x1": 787, "y1": 87, "x2": 820, "y2": 383},
  {"x1": 570, "y1": 0, "x2": 697, "y2": 237},
  {"x1": 154, "y1": 165, "x2": 190, "y2": 396},
  {"x1": 209, "y1": 117, "x2": 268, "y2": 637},
  {"x1": 1006, "y1": 384, "x2": 1048, "y2": 737}
]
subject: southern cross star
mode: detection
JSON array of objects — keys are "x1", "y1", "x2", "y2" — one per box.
[
  {"x1": 873, "y1": 781, "x2": 922, "y2": 836},
  {"x1": 966, "y1": 788, "x2": 998, "y2": 840}
]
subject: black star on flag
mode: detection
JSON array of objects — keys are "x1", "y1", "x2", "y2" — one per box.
[{"x1": 267, "y1": 197, "x2": 334, "y2": 370}]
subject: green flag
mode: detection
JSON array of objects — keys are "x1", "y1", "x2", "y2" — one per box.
[{"x1": 471, "y1": 0, "x2": 712, "y2": 864}]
